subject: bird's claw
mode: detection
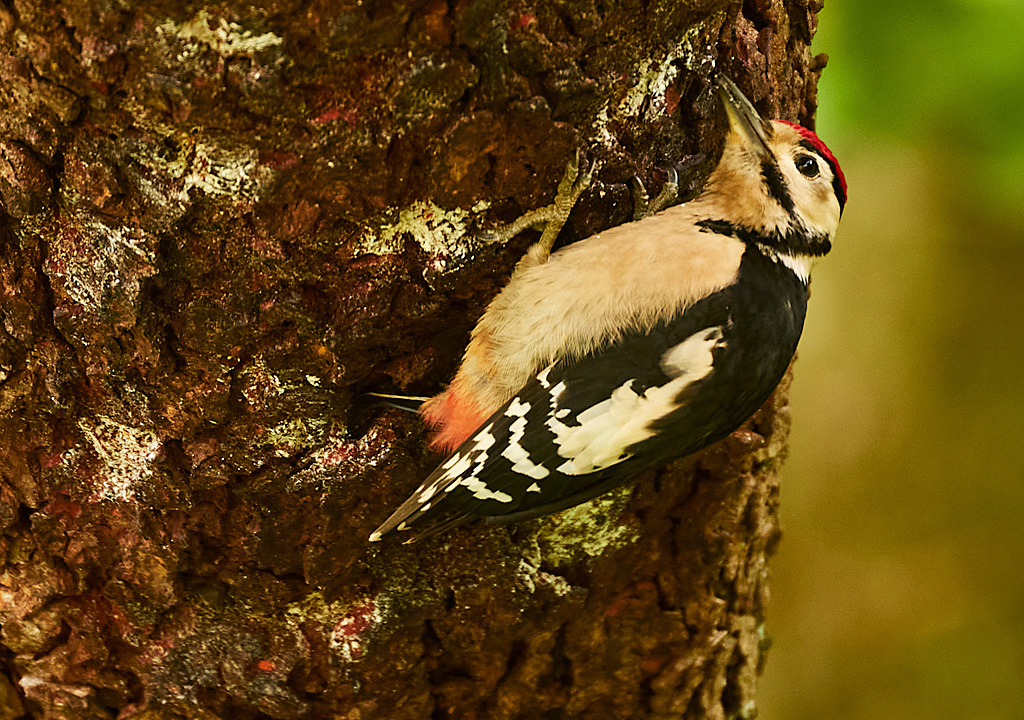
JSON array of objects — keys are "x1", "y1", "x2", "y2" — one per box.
[
  {"x1": 478, "y1": 150, "x2": 598, "y2": 270},
  {"x1": 631, "y1": 166, "x2": 679, "y2": 220}
]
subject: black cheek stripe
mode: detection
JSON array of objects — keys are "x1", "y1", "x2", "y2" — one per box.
[{"x1": 760, "y1": 160, "x2": 796, "y2": 216}]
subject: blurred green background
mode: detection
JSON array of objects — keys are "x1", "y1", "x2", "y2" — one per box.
[{"x1": 758, "y1": 1, "x2": 1024, "y2": 718}]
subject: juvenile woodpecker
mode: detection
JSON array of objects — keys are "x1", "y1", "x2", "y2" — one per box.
[{"x1": 370, "y1": 77, "x2": 847, "y2": 543}]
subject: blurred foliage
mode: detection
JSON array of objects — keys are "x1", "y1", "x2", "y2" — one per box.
[
  {"x1": 815, "y1": 0, "x2": 1024, "y2": 213},
  {"x1": 759, "y1": 1, "x2": 1024, "y2": 719}
]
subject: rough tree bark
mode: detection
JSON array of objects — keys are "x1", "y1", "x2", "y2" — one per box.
[{"x1": 0, "y1": 1, "x2": 830, "y2": 718}]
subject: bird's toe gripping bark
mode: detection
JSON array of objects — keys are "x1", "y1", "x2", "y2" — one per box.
[
  {"x1": 630, "y1": 166, "x2": 680, "y2": 220},
  {"x1": 478, "y1": 149, "x2": 597, "y2": 270}
]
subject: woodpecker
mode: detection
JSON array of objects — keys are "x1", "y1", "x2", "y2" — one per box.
[{"x1": 370, "y1": 76, "x2": 846, "y2": 543}]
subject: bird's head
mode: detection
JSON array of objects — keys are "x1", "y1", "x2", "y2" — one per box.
[{"x1": 708, "y1": 76, "x2": 847, "y2": 264}]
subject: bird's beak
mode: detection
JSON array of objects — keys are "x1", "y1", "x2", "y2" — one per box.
[{"x1": 717, "y1": 76, "x2": 772, "y2": 159}]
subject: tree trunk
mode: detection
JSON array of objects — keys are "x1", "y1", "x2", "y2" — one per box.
[{"x1": 0, "y1": 1, "x2": 828, "y2": 718}]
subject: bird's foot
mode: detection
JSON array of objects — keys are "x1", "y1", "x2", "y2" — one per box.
[
  {"x1": 478, "y1": 149, "x2": 597, "y2": 269},
  {"x1": 630, "y1": 166, "x2": 679, "y2": 220}
]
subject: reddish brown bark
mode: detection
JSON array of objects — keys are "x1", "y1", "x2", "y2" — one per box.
[{"x1": 0, "y1": 1, "x2": 828, "y2": 718}]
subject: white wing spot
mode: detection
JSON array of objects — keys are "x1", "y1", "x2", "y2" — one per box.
[
  {"x1": 548, "y1": 325, "x2": 726, "y2": 475},
  {"x1": 440, "y1": 453, "x2": 474, "y2": 482},
  {"x1": 469, "y1": 423, "x2": 497, "y2": 452},
  {"x1": 418, "y1": 485, "x2": 438, "y2": 503},
  {"x1": 550, "y1": 381, "x2": 566, "y2": 400},
  {"x1": 659, "y1": 325, "x2": 725, "y2": 379},
  {"x1": 505, "y1": 398, "x2": 531, "y2": 418},
  {"x1": 458, "y1": 476, "x2": 514, "y2": 503},
  {"x1": 537, "y1": 366, "x2": 553, "y2": 388},
  {"x1": 499, "y1": 399, "x2": 550, "y2": 479},
  {"x1": 423, "y1": 422, "x2": 499, "y2": 501},
  {"x1": 526, "y1": 483, "x2": 542, "y2": 493}
]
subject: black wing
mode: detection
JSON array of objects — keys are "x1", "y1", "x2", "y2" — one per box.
[{"x1": 370, "y1": 250, "x2": 808, "y2": 542}]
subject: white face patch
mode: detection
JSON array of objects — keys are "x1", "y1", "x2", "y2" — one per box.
[
  {"x1": 787, "y1": 163, "x2": 841, "y2": 240},
  {"x1": 769, "y1": 125, "x2": 842, "y2": 241},
  {"x1": 547, "y1": 325, "x2": 727, "y2": 476}
]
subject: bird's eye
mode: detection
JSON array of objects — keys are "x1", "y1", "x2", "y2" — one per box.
[{"x1": 795, "y1": 154, "x2": 819, "y2": 178}]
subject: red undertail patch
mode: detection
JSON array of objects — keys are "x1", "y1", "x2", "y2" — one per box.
[{"x1": 420, "y1": 388, "x2": 490, "y2": 453}]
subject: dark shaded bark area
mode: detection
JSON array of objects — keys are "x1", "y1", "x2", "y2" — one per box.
[{"x1": 0, "y1": 0, "x2": 827, "y2": 718}]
